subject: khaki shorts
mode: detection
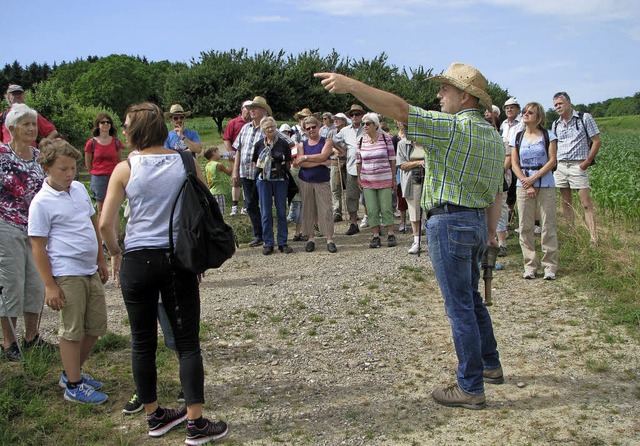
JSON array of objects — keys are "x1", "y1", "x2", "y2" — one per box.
[
  {"x1": 554, "y1": 161, "x2": 590, "y2": 189},
  {"x1": 55, "y1": 273, "x2": 107, "y2": 341},
  {"x1": 0, "y1": 220, "x2": 45, "y2": 317}
]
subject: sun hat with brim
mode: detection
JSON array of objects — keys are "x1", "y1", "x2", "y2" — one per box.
[
  {"x1": 345, "y1": 104, "x2": 366, "y2": 116},
  {"x1": 294, "y1": 108, "x2": 313, "y2": 120},
  {"x1": 7, "y1": 84, "x2": 24, "y2": 94},
  {"x1": 279, "y1": 123, "x2": 293, "y2": 133},
  {"x1": 247, "y1": 96, "x2": 272, "y2": 116},
  {"x1": 503, "y1": 97, "x2": 520, "y2": 108},
  {"x1": 333, "y1": 112, "x2": 349, "y2": 122},
  {"x1": 430, "y1": 63, "x2": 493, "y2": 111},
  {"x1": 164, "y1": 104, "x2": 192, "y2": 118}
]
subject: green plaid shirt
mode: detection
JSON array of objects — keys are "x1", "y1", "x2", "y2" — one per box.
[{"x1": 407, "y1": 106, "x2": 503, "y2": 211}]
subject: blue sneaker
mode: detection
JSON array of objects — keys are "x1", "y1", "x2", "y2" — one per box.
[
  {"x1": 59, "y1": 371, "x2": 103, "y2": 390},
  {"x1": 64, "y1": 382, "x2": 108, "y2": 404}
]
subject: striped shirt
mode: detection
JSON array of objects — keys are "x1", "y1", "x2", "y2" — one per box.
[
  {"x1": 406, "y1": 106, "x2": 503, "y2": 210},
  {"x1": 233, "y1": 122, "x2": 292, "y2": 179},
  {"x1": 356, "y1": 132, "x2": 396, "y2": 190},
  {"x1": 553, "y1": 111, "x2": 599, "y2": 161}
]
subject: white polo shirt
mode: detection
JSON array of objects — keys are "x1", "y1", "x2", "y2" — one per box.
[{"x1": 28, "y1": 180, "x2": 98, "y2": 277}]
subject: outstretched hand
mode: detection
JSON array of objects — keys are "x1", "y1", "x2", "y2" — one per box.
[{"x1": 314, "y1": 72, "x2": 352, "y2": 94}]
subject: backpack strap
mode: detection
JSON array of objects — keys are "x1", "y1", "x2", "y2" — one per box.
[
  {"x1": 169, "y1": 152, "x2": 197, "y2": 253},
  {"x1": 514, "y1": 130, "x2": 525, "y2": 161},
  {"x1": 91, "y1": 138, "x2": 96, "y2": 153}
]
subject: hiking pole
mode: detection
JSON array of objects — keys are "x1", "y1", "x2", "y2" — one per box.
[
  {"x1": 481, "y1": 246, "x2": 499, "y2": 307},
  {"x1": 337, "y1": 158, "x2": 347, "y2": 221},
  {"x1": 0, "y1": 286, "x2": 25, "y2": 358},
  {"x1": 418, "y1": 206, "x2": 423, "y2": 257}
]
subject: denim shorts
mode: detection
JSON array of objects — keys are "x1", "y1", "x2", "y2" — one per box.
[{"x1": 90, "y1": 175, "x2": 110, "y2": 202}]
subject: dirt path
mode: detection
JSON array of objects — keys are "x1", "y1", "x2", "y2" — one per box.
[{"x1": 39, "y1": 220, "x2": 640, "y2": 445}]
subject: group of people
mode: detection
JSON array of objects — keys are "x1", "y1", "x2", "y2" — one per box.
[{"x1": 0, "y1": 59, "x2": 601, "y2": 446}]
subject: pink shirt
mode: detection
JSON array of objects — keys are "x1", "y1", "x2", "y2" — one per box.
[{"x1": 356, "y1": 133, "x2": 396, "y2": 189}]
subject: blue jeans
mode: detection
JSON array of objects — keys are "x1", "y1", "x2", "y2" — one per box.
[
  {"x1": 242, "y1": 178, "x2": 262, "y2": 239},
  {"x1": 120, "y1": 249, "x2": 204, "y2": 405},
  {"x1": 256, "y1": 178, "x2": 289, "y2": 247},
  {"x1": 426, "y1": 210, "x2": 501, "y2": 394}
]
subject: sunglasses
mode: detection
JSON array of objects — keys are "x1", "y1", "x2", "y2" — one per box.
[
  {"x1": 523, "y1": 110, "x2": 536, "y2": 116},
  {"x1": 99, "y1": 120, "x2": 111, "y2": 125},
  {"x1": 305, "y1": 125, "x2": 317, "y2": 131},
  {"x1": 349, "y1": 113, "x2": 363, "y2": 117},
  {"x1": 172, "y1": 115, "x2": 185, "y2": 120},
  {"x1": 363, "y1": 121, "x2": 375, "y2": 126}
]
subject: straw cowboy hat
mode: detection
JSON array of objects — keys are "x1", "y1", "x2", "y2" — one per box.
[
  {"x1": 164, "y1": 104, "x2": 192, "y2": 118},
  {"x1": 345, "y1": 104, "x2": 366, "y2": 116},
  {"x1": 294, "y1": 108, "x2": 313, "y2": 120},
  {"x1": 430, "y1": 63, "x2": 493, "y2": 111},
  {"x1": 246, "y1": 96, "x2": 272, "y2": 116}
]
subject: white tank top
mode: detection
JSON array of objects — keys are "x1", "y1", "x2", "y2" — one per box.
[{"x1": 124, "y1": 153, "x2": 185, "y2": 252}]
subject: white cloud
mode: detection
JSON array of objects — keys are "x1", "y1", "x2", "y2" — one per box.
[{"x1": 246, "y1": 15, "x2": 289, "y2": 23}]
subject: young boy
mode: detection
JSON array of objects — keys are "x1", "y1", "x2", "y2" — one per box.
[
  {"x1": 203, "y1": 146, "x2": 232, "y2": 214},
  {"x1": 28, "y1": 139, "x2": 109, "y2": 404}
]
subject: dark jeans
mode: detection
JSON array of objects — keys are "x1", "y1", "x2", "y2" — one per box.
[
  {"x1": 242, "y1": 178, "x2": 263, "y2": 239},
  {"x1": 426, "y1": 210, "x2": 501, "y2": 394},
  {"x1": 256, "y1": 178, "x2": 288, "y2": 247},
  {"x1": 120, "y1": 249, "x2": 204, "y2": 406}
]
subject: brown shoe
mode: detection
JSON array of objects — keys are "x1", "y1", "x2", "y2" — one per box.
[
  {"x1": 483, "y1": 367, "x2": 504, "y2": 384},
  {"x1": 432, "y1": 383, "x2": 486, "y2": 410}
]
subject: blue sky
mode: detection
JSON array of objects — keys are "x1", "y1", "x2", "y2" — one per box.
[{"x1": 6, "y1": 0, "x2": 639, "y2": 109}]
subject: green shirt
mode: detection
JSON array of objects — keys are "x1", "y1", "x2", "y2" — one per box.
[
  {"x1": 407, "y1": 106, "x2": 503, "y2": 210},
  {"x1": 204, "y1": 160, "x2": 226, "y2": 196}
]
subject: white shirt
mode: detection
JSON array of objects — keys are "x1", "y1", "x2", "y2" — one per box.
[{"x1": 28, "y1": 180, "x2": 98, "y2": 277}]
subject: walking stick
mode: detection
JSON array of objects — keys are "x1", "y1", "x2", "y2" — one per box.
[
  {"x1": 418, "y1": 205, "x2": 423, "y2": 257},
  {"x1": 0, "y1": 286, "x2": 25, "y2": 359},
  {"x1": 481, "y1": 246, "x2": 499, "y2": 306},
  {"x1": 336, "y1": 158, "x2": 347, "y2": 220}
]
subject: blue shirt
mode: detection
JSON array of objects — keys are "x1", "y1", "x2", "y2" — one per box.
[
  {"x1": 509, "y1": 130, "x2": 557, "y2": 188},
  {"x1": 164, "y1": 129, "x2": 200, "y2": 151}
]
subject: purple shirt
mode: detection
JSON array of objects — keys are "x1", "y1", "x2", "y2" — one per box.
[{"x1": 299, "y1": 137, "x2": 330, "y2": 183}]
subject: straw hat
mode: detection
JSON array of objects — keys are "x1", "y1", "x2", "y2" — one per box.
[
  {"x1": 345, "y1": 104, "x2": 366, "y2": 116},
  {"x1": 294, "y1": 108, "x2": 313, "y2": 120},
  {"x1": 164, "y1": 104, "x2": 192, "y2": 118},
  {"x1": 430, "y1": 63, "x2": 493, "y2": 111},
  {"x1": 246, "y1": 96, "x2": 272, "y2": 116}
]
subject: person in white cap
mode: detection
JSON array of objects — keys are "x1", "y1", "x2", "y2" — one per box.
[
  {"x1": 1, "y1": 84, "x2": 58, "y2": 144},
  {"x1": 223, "y1": 100, "x2": 252, "y2": 216},
  {"x1": 316, "y1": 62, "x2": 504, "y2": 410}
]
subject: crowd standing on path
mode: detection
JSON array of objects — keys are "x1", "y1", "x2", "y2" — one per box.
[{"x1": 0, "y1": 67, "x2": 602, "y2": 443}]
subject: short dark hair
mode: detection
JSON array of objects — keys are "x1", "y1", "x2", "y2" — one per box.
[
  {"x1": 125, "y1": 103, "x2": 167, "y2": 151},
  {"x1": 553, "y1": 92, "x2": 571, "y2": 103},
  {"x1": 92, "y1": 113, "x2": 116, "y2": 137},
  {"x1": 203, "y1": 146, "x2": 218, "y2": 160}
]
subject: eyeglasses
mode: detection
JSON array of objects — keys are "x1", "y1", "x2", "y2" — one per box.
[
  {"x1": 99, "y1": 120, "x2": 111, "y2": 125},
  {"x1": 305, "y1": 125, "x2": 317, "y2": 131},
  {"x1": 523, "y1": 110, "x2": 536, "y2": 116},
  {"x1": 263, "y1": 125, "x2": 276, "y2": 131},
  {"x1": 363, "y1": 121, "x2": 375, "y2": 126}
]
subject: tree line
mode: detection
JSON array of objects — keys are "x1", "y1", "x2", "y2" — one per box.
[{"x1": 1, "y1": 50, "x2": 638, "y2": 149}]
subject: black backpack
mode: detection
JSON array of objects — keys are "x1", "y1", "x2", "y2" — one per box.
[
  {"x1": 514, "y1": 128, "x2": 555, "y2": 172},
  {"x1": 169, "y1": 151, "x2": 237, "y2": 274}
]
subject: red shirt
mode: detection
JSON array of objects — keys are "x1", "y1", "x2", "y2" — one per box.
[
  {"x1": 222, "y1": 115, "x2": 248, "y2": 151},
  {"x1": 1, "y1": 109, "x2": 57, "y2": 144},
  {"x1": 84, "y1": 137, "x2": 121, "y2": 176}
]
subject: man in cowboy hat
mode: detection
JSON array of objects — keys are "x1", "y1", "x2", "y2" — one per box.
[
  {"x1": 292, "y1": 108, "x2": 313, "y2": 143},
  {"x1": 1, "y1": 84, "x2": 58, "y2": 144},
  {"x1": 332, "y1": 104, "x2": 366, "y2": 234},
  {"x1": 316, "y1": 63, "x2": 504, "y2": 410},
  {"x1": 223, "y1": 100, "x2": 253, "y2": 216},
  {"x1": 232, "y1": 96, "x2": 293, "y2": 247},
  {"x1": 164, "y1": 104, "x2": 202, "y2": 154}
]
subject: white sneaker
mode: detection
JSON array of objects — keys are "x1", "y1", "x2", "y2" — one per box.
[
  {"x1": 394, "y1": 210, "x2": 401, "y2": 218},
  {"x1": 534, "y1": 225, "x2": 541, "y2": 234},
  {"x1": 359, "y1": 215, "x2": 369, "y2": 228},
  {"x1": 398, "y1": 222, "x2": 406, "y2": 233},
  {"x1": 240, "y1": 207, "x2": 248, "y2": 215},
  {"x1": 229, "y1": 206, "x2": 238, "y2": 216},
  {"x1": 408, "y1": 242, "x2": 420, "y2": 254}
]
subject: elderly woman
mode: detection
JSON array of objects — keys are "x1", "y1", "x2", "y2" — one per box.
[
  {"x1": 357, "y1": 113, "x2": 397, "y2": 248},
  {"x1": 0, "y1": 103, "x2": 55, "y2": 361},
  {"x1": 397, "y1": 135, "x2": 425, "y2": 254},
  {"x1": 509, "y1": 102, "x2": 558, "y2": 280},
  {"x1": 296, "y1": 116, "x2": 337, "y2": 253},
  {"x1": 100, "y1": 103, "x2": 227, "y2": 443},
  {"x1": 84, "y1": 113, "x2": 122, "y2": 238},
  {"x1": 252, "y1": 117, "x2": 293, "y2": 255}
]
